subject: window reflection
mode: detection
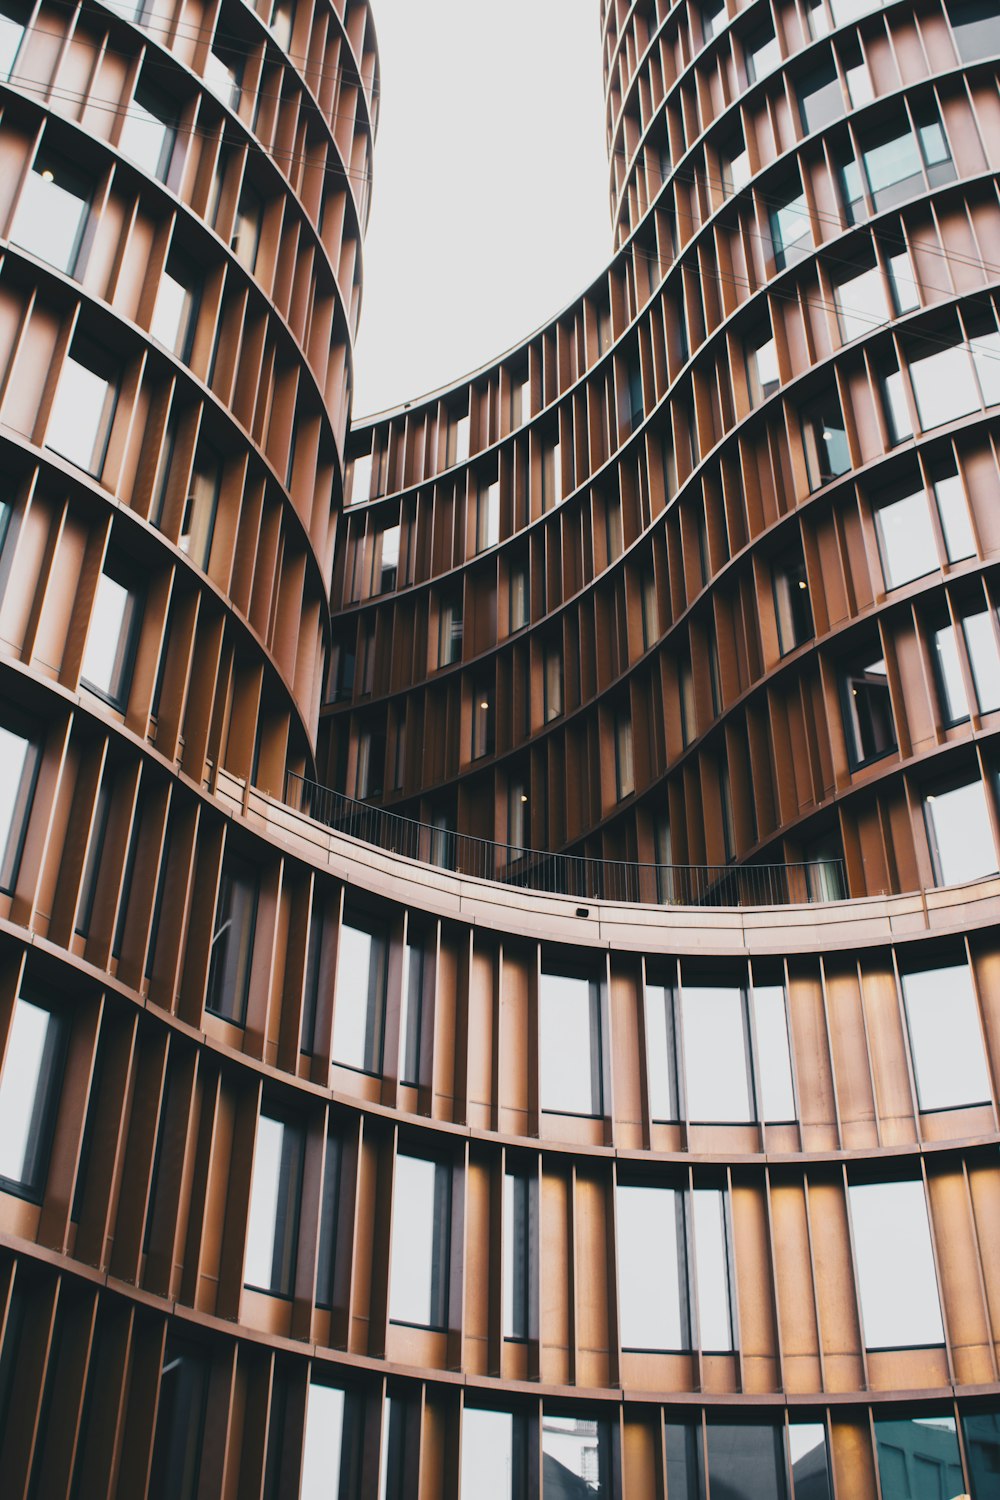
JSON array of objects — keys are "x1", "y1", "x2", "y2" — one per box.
[
  {"x1": 707, "y1": 1421, "x2": 789, "y2": 1500},
  {"x1": 543, "y1": 1415, "x2": 610, "y2": 1497},
  {"x1": 875, "y1": 1416, "x2": 964, "y2": 1500},
  {"x1": 789, "y1": 1422, "x2": 833, "y2": 1500}
]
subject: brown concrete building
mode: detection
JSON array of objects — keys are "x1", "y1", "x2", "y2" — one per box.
[{"x1": 0, "y1": 0, "x2": 999, "y2": 1494}]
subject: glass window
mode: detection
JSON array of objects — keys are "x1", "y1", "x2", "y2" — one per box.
[
  {"x1": 770, "y1": 188, "x2": 811, "y2": 268},
  {"x1": 389, "y1": 1152, "x2": 449, "y2": 1327},
  {"x1": 701, "y1": 0, "x2": 725, "y2": 40},
  {"x1": 300, "y1": 1384, "x2": 361, "y2": 1500},
  {"x1": 860, "y1": 122, "x2": 925, "y2": 211},
  {"x1": 0, "y1": 0, "x2": 25, "y2": 77},
  {"x1": 508, "y1": 779, "x2": 527, "y2": 852},
  {"x1": 542, "y1": 433, "x2": 563, "y2": 509},
  {"x1": 180, "y1": 444, "x2": 221, "y2": 569},
  {"x1": 375, "y1": 523, "x2": 400, "y2": 593},
  {"x1": 933, "y1": 466, "x2": 976, "y2": 561},
  {"x1": 681, "y1": 982, "x2": 752, "y2": 1122},
  {"x1": 47, "y1": 336, "x2": 118, "y2": 476},
  {"x1": 708, "y1": 1422, "x2": 788, "y2": 1500},
  {"x1": 77, "y1": 773, "x2": 112, "y2": 937},
  {"x1": 752, "y1": 983, "x2": 796, "y2": 1120},
  {"x1": 350, "y1": 450, "x2": 373, "y2": 504},
  {"x1": 204, "y1": 43, "x2": 242, "y2": 109},
  {"x1": 746, "y1": 325, "x2": 780, "y2": 404},
  {"x1": 509, "y1": 561, "x2": 528, "y2": 633},
  {"x1": 887, "y1": 248, "x2": 920, "y2": 314},
  {"x1": 875, "y1": 1415, "x2": 964, "y2": 1500},
  {"x1": 544, "y1": 647, "x2": 563, "y2": 722},
  {"x1": 908, "y1": 341, "x2": 981, "y2": 431},
  {"x1": 849, "y1": 1179, "x2": 944, "y2": 1347},
  {"x1": 964, "y1": 609, "x2": 1000, "y2": 713},
  {"x1": 801, "y1": 388, "x2": 850, "y2": 490},
  {"x1": 834, "y1": 262, "x2": 889, "y2": 343},
  {"x1": 80, "y1": 554, "x2": 142, "y2": 708},
  {"x1": 232, "y1": 182, "x2": 263, "y2": 271},
  {"x1": 931, "y1": 621, "x2": 966, "y2": 724},
  {"x1": 542, "y1": 1416, "x2": 611, "y2": 1498},
  {"x1": 262, "y1": 0, "x2": 294, "y2": 48},
  {"x1": 947, "y1": 0, "x2": 1000, "y2": 60},
  {"x1": 148, "y1": 1336, "x2": 209, "y2": 1500},
  {"x1": 11, "y1": 146, "x2": 92, "y2": 276},
  {"x1": 452, "y1": 410, "x2": 471, "y2": 465},
  {"x1": 332, "y1": 920, "x2": 386, "y2": 1074},
  {"x1": 842, "y1": 653, "x2": 896, "y2": 768},
  {"x1": 398, "y1": 940, "x2": 425, "y2": 1085},
  {"x1": 0, "y1": 710, "x2": 39, "y2": 893},
  {"x1": 315, "y1": 1131, "x2": 341, "y2": 1308},
  {"x1": 744, "y1": 20, "x2": 780, "y2": 81},
  {"x1": 805, "y1": 0, "x2": 831, "y2": 34},
  {"x1": 971, "y1": 324, "x2": 1000, "y2": 408},
  {"x1": 874, "y1": 485, "x2": 937, "y2": 589},
  {"x1": 772, "y1": 545, "x2": 814, "y2": 655},
  {"x1": 205, "y1": 850, "x2": 259, "y2": 1025},
  {"x1": 644, "y1": 981, "x2": 679, "y2": 1119},
  {"x1": 539, "y1": 971, "x2": 602, "y2": 1116},
  {"x1": 504, "y1": 1169, "x2": 532, "y2": 1341},
  {"x1": 617, "y1": 1184, "x2": 686, "y2": 1349},
  {"x1": 796, "y1": 53, "x2": 843, "y2": 135},
  {"x1": 461, "y1": 1408, "x2": 522, "y2": 1500},
  {"x1": 789, "y1": 1423, "x2": 833, "y2": 1500},
  {"x1": 438, "y1": 593, "x2": 463, "y2": 666},
  {"x1": 0, "y1": 996, "x2": 63, "y2": 1197},
  {"x1": 878, "y1": 360, "x2": 913, "y2": 445},
  {"x1": 963, "y1": 1408, "x2": 1000, "y2": 1496},
  {"x1": 119, "y1": 79, "x2": 177, "y2": 182},
  {"x1": 473, "y1": 686, "x2": 495, "y2": 760},
  {"x1": 901, "y1": 961, "x2": 991, "y2": 1111},
  {"x1": 244, "y1": 1110, "x2": 304, "y2": 1296},
  {"x1": 924, "y1": 776, "x2": 998, "y2": 885},
  {"x1": 842, "y1": 38, "x2": 873, "y2": 107},
  {"x1": 614, "y1": 713, "x2": 634, "y2": 800},
  {"x1": 693, "y1": 1187, "x2": 734, "y2": 1349},
  {"x1": 151, "y1": 249, "x2": 200, "y2": 359},
  {"x1": 721, "y1": 131, "x2": 751, "y2": 196},
  {"x1": 477, "y1": 477, "x2": 500, "y2": 551}
]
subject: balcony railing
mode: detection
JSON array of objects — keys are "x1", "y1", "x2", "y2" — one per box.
[{"x1": 285, "y1": 774, "x2": 848, "y2": 908}]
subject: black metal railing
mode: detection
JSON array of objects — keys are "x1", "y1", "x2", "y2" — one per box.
[{"x1": 284, "y1": 774, "x2": 848, "y2": 907}]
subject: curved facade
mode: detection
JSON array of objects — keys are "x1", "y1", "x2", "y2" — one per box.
[{"x1": 0, "y1": 0, "x2": 999, "y2": 1497}]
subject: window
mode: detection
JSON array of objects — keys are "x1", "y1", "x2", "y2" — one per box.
[
  {"x1": 398, "y1": 940, "x2": 425, "y2": 1085},
  {"x1": 180, "y1": 444, "x2": 221, "y2": 569},
  {"x1": 389, "y1": 1152, "x2": 449, "y2": 1327},
  {"x1": 76, "y1": 773, "x2": 112, "y2": 937},
  {"x1": 119, "y1": 78, "x2": 177, "y2": 182},
  {"x1": 11, "y1": 146, "x2": 92, "y2": 276},
  {"x1": 151, "y1": 249, "x2": 200, "y2": 359},
  {"x1": 539, "y1": 971, "x2": 602, "y2": 1116},
  {"x1": 350, "y1": 449, "x2": 373, "y2": 504},
  {"x1": 504, "y1": 1169, "x2": 532, "y2": 1341},
  {"x1": 542, "y1": 1416, "x2": 612, "y2": 1498},
  {"x1": 614, "y1": 713, "x2": 634, "y2": 800},
  {"x1": 679, "y1": 978, "x2": 794, "y2": 1123},
  {"x1": 0, "y1": 996, "x2": 63, "y2": 1198},
  {"x1": 772, "y1": 545, "x2": 814, "y2": 655},
  {"x1": 931, "y1": 621, "x2": 966, "y2": 723},
  {"x1": 907, "y1": 338, "x2": 981, "y2": 431},
  {"x1": 876, "y1": 1415, "x2": 964, "y2": 1500},
  {"x1": 874, "y1": 482, "x2": 938, "y2": 589},
  {"x1": 789, "y1": 1424, "x2": 833, "y2": 1499},
  {"x1": 842, "y1": 653, "x2": 896, "y2": 768},
  {"x1": 746, "y1": 324, "x2": 780, "y2": 404},
  {"x1": 805, "y1": 0, "x2": 831, "y2": 35},
  {"x1": 332, "y1": 919, "x2": 386, "y2": 1074},
  {"x1": 947, "y1": 0, "x2": 1000, "y2": 59},
  {"x1": 300, "y1": 1384, "x2": 361, "y2": 1500},
  {"x1": 472, "y1": 686, "x2": 495, "y2": 760},
  {"x1": 0, "y1": 710, "x2": 40, "y2": 893},
  {"x1": 878, "y1": 358, "x2": 913, "y2": 444},
  {"x1": 542, "y1": 432, "x2": 562, "y2": 508},
  {"x1": 375, "y1": 523, "x2": 400, "y2": 593},
  {"x1": 796, "y1": 52, "x2": 843, "y2": 135},
  {"x1": 448, "y1": 408, "x2": 471, "y2": 466},
  {"x1": 887, "y1": 248, "x2": 919, "y2": 314},
  {"x1": 720, "y1": 130, "x2": 750, "y2": 196},
  {"x1": 694, "y1": 1187, "x2": 735, "y2": 1348},
  {"x1": 148, "y1": 1337, "x2": 209, "y2": 1500},
  {"x1": 901, "y1": 961, "x2": 991, "y2": 1111},
  {"x1": 80, "y1": 554, "x2": 142, "y2": 709},
  {"x1": 544, "y1": 646, "x2": 563, "y2": 721},
  {"x1": 679, "y1": 651, "x2": 695, "y2": 744},
  {"x1": 438, "y1": 593, "x2": 463, "y2": 666},
  {"x1": 617, "y1": 1184, "x2": 688, "y2": 1349},
  {"x1": 204, "y1": 43, "x2": 242, "y2": 109},
  {"x1": 315, "y1": 1131, "x2": 341, "y2": 1308},
  {"x1": 701, "y1": 0, "x2": 725, "y2": 39},
  {"x1": 834, "y1": 261, "x2": 890, "y2": 343},
  {"x1": 800, "y1": 387, "x2": 850, "y2": 489},
  {"x1": 932, "y1": 463, "x2": 976, "y2": 561},
  {"x1": 842, "y1": 37, "x2": 872, "y2": 107},
  {"x1": 232, "y1": 181, "x2": 263, "y2": 271},
  {"x1": 205, "y1": 850, "x2": 259, "y2": 1025},
  {"x1": 244, "y1": 1110, "x2": 304, "y2": 1296},
  {"x1": 850, "y1": 1179, "x2": 943, "y2": 1346},
  {"x1": 509, "y1": 561, "x2": 528, "y2": 632},
  {"x1": 460, "y1": 1408, "x2": 524, "y2": 1500},
  {"x1": 508, "y1": 779, "x2": 528, "y2": 853},
  {"x1": 964, "y1": 609, "x2": 1000, "y2": 712},
  {"x1": 0, "y1": 0, "x2": 24, "y2": 77},
  {"x1": 962, "y1": 1408, "x2": 1000, "y2": 1495},
  {"x1": 355, "y1": 724, "x2": 385, "y2": 799},
  {"x1": 924, "y1": 776, "x2": 998, "y2": 885},
  {"x1": 477, "y1": 475, "x2": 500, "y2": 551},
  {"x1": 769, "y1": 186, "x2": 811, "y2": 268},
  {"x1": 744, "y1": 20, "x2": 780, "y2": 81},
  {"x1": 752, "y1": 981, "x2": 796, "y2": 1120},
  {"x1": 708, "y1": 1423, "x2": 789, "y2": 1500},
  {"x1": 47, "y1": 335, "x2": 118, "y2": 476},
  {"x1": 857, "y1": 107, "x2": 953, "y2": 213},
  {"x1": 644, "y1": 980, "x2": 679, "y2": 1118}
]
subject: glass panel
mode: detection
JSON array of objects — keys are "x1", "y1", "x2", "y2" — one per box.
[
  {"x1": 617, "y1": 1184, "x2": 684, "y2": 1349},
  {"x1": 862, "y1": 126, "x2": 923, "y2": 206},
  {"x1": 849, "y1": 1179, "x2": 944, "y2": 1346},
  {"x1": 119, "y1": 81, "x2": 176, "y2": 181},
  {"x1": 880, "y1": 365, "x2": 913, "y2": 444},
  {"x1": 389, "y1": 1153, "x2": 448, "y2": 1327},
  {"x1": 315, "y1": 1131, "x2": 340, "y2": 1308},
  {"x1": 947, "y1": 0, "x2": 1000, "y2": 60},
  {"x1": 80, "y1": 564, "x2": 139, "y2": 707},
  {"x1": 702, "y1": 0, "x2": 725, "y2": 40},
  {"x1": 963, "y1": 610, "x2": 1000, "y2": 712},
  {"x1": 461, "y1": 1408, "x2": 514, "y2": 1500},
  {"x1": 681, "y1": 984, "x2": 751, "y2": 1122},
  {"x1": 747, "y1": 329, "x2": 780, "y2": 403},
  {"x1": 332, "y1": 921, "x2": 385, "y2": 1073},
  {"x1": 789, "y1": 1423, "x2": 833, "y2": 1500},
  {"x1": 801, "y1": 390, "x2": 850, "y2": 489},
  {"x1": 0, "y1": 998, "x2": 60, "y2": 1192},
  {"x1": 773, "y1": 549, "x2": 814, "y2": 654},
  {"x1": 644, "y1": 982, "x2": 678, "y2": 1119},
  {"x1": 300, "y1": 1384, "x2": 345, "y2": 1500},
  {"x1": 901, "y1": 962, "x2": 991, "y2": 1111},
  {"x1": 205, "y1": 852, "x2": 258, "y2": 1024},
  {"x1": 539, "y1": 973, "x2": 601, "y2": 1115},
  {"x1": 796, "y1": 54, "x2": 843, "y2": 134},
  {"x1": 244, "y1": 1112, "x2": 303, "y2": 1295},
  {"x1": 0, "y1": 718, "x2": 37, "y2": 892},
  {"x1": 962, "y1": 1408, "x2": 1000, "y2": 1496},
  {"x1": 11, "y1": 148, "x2": 91, "y2": 275},
  {"x1": 151, "y1": 252, "x2": 199, "y2": 358},
  {"x1": 887, "y1": 249, "x2": 920, "y2": 314},
  {"x1": 693, "y1": 1188, "x2": 733, "y2": 1350},
  {"x1": 843, "y1": 654, "x2": 896, "y2": 767},
  {"x1": 925, "y1": 778, "x2": 998, "y2": 884},
  {"x1": 835, "y1": 264, "x2": 889, "y2": 342},
  {"x1": 504, "y1": 1170, "x2": 531, "y2": 1340},
  {"x1": 908, "y1": 343, "x2": 980, "y2": 430},
  {"x1": 180, "y1": 445, "x2": 221, "y2": 570},
  {"x1": 204, "y1": 45, "x2": 242, "y2": 109},
  {"x1": 752, "y1": 984, "x2": 795, "y2": 1121},
  {"x1": 666, "y1": 1421, "x2": 704, "y2": 1500},
  {"x1": 543, "y1": 1416, "x2": 610, "y2": 1497},
  {"x1": 232, "y1": 183, "x2": 263, "y2": 271},
  {"x1": 932, "y1": 622, "x2": 967, "y2": 723},
  {"x1": 350, "y1": 450, "x2": 373, "y2": 504},
  {"x1": 933, "y1": 470, "x2": 976, "y2": 561},
  {"x1": 745, "y1": 22, "x2": 780, "y2": 81},
  {"x1": 47, "y1": 342, "x2": 117, "y2": 476},
  {"x1": 148, "y1": 1337, "x2": 208, "y2": 1500},
  {"x1": 707, "y1": 1422, "x2": 788, "y2": 1500},
  {"x1": 971, "y1": 328, "x2": 1000, "y2": 407},
  {"x1": 875, "y1": 1416, "x2": 964, "y2": 1500},
  {"x1": 399, "y1": 942, "x2": 424, "y2": 1084},
  {"x1": 875, "y1": 488, "x2": 937, "y2": 589}
]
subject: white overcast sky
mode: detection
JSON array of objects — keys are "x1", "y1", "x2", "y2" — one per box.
[{"x1": 352, "y1": 0, "x2": 613, "y2": 418}]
